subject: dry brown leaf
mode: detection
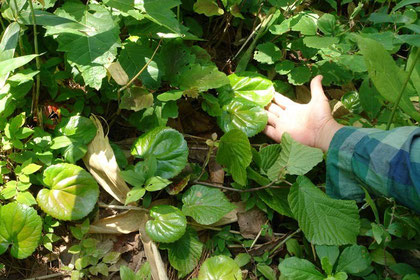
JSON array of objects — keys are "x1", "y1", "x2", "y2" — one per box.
[
  {"x1": 237, "y1": 207, "x2": 268, "y2": 239},
  {"x1": 295, "y1": 85, "x2": 311, "y2": 104},
  {"x1": 89, "y1": 210, "x2": 148, "y2": 234},
  {"x1": 209, "y1": 157, "x2": 224, "y2": 184},
  {"x1": 83, "y1": 115, "x2": 131, "y2": 204},
  {"x1": 140, "y1": 226, "x2": 169, "y2": 280},
  {"x1": 107, "y1": 61, "x2": 129, "y2": 86}
]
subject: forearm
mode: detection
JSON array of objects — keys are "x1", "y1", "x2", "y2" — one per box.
[{"x1": 325, "y1": 126, "x2": 420, "y2": 213}]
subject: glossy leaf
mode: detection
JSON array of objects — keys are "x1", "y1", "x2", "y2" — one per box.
[
  {"x1": 288, "y1": 176, "x2": 360, "y2": 245},
  {"x1": 223, "y1": 72, "x2": 275, "y2": 107},
  {"x1": 182, "y1": 185, "x2": 236, "y2": 225},
  {"x1": 0, "y1": 22, "x2": 20, "y2": 87},
  {"x1": 0, "y1": 202, "x2": 42, "y2": 259},
  {"x1": 37, "y1": 163, "x2": 99, "y2": 221},
  {"x1": 145, "y1": 205, "x2": 187, "y2": 243},
  {"x1": 216, "y1": 129, "x2": 252, "y2": 185},
  {"x1": 161, "y1": 228, "x2": 204, "y2": 277},
  {"x1": 131, "y1": 127, "x2": 188, "y2": 179},
  {"x1": 217, "y1": 98, "x2": 268, "y2": 137},
  {"x1": 198, "y1": 255, "x2": 242, "y2": 280},
  {"x1": 254, "y1": 42, "x2": 282, "y2": 64}
]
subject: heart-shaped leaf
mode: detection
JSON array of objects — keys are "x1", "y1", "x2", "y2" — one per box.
[
  {"x1": 217, "y1": 98, "x2": 268, "y2": 137},
  {"x1": 146, "y1": 205, "x2": 187, "y2": 243},
  {"x1": 198, "y1": 255, "x2": 242, "y2": 280},
  {"x1": 131, "y1": 127, "x2": 188, "y2": 179},
  {"x1": 37, "y1": 163, "x2": 100, "y2": 221},
  {"x1": 0, "y1": 202, "x2": 42, "y2": 259},
  {"x1": 182, "y1": 185, "x2": 236, "y2": 225}
]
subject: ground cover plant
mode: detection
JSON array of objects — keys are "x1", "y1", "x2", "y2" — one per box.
[{"x1": 0, "y1": 0, "x2": 419, "y2": 279}]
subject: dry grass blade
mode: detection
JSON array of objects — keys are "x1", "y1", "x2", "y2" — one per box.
[
  {"x1": 139, "y1": 225, "x2": 169, "y2": 280},
  {"x1": 83, "y1": 115, "x2": 131, "y2": 204},
  {"x1": 89, "y1": 210, "x2": 148, "y2": 234}
]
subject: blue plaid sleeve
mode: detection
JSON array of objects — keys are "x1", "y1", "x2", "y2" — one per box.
[{"x1": 326, "y1": 126, "x2": 420, "y2": 213}]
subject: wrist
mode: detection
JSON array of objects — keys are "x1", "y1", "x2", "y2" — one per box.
[{"x1": 314, "y1": 119, "x2": 343, "y2": 153}]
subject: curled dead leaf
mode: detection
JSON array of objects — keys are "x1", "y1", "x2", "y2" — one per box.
[
  {"x1": 89, "y1": 210, "x2": 148, "y2": 234},
  {"x1": 83, "y1": 115, "x2": 131, "y2": 204}
]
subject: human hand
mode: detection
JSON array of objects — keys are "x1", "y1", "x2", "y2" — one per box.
[{"x1": 264, "y1": 75, "x2": 343, "y2": 152}]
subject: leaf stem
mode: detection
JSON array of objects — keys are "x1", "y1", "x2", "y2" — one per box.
[
  {"x1": 23, "y1": 272, "x2": 68, "y2": 280},
  {"x1": 386, "y1": 49, "x2": 420, "y2": 130},
  {"x1": 98, "y1": 203, "x2": 148, "y2": 212},
  {"x1": 28, "y1": 0, "x2": 41, "y2": 121},
  {"x1": 193, "y1": 180, "x2": 291, "y2": 193},
  {"x1": 269, "y1": 228, "x2": 301, "y2": 257}
]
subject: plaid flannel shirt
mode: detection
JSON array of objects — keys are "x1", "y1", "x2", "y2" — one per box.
[{"x1": 326, "y1": 126, "x2": 420, "y2": 213}]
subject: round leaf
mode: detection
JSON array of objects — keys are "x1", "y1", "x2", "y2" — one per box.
[
  {"x1": 198, "y1": 255, "x2": 242, "y2": 280},
  {"x1": 131, "y1": 127, "x2": 188, "y2": 179},
  {"x1": 37, "y1": 163, "x2": 100, "y2": 221},
  {"x1": 182, "y1": 185, "x2": 236, "y2": 225},
  {"x1": 336, "y1": 245, "x2": 371, "y2": 275},
  {"x1": 146, "y1": 205, "x2": 187, "y2": 243},
  {"x1": 217, "y1": 98, "x2": 268, "y2": 137},
  {"x1": 225, "y1": 72, "x2": 275, "y2": 106},
  {"x1": 0, "y1": 202, "x2": 42, "y2": 259},
  {"x1": 56, "y1": 116, "x2": 97, "y2": 143}
]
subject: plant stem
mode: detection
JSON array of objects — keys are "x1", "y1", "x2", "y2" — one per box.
[
  {"x1": 28, "y1": 0, "x2": 41, "y2": 120},
  {"x1": 98, "y1": 203, "x2": 148, "y2": 212},
  {"x1": 193, "y1": 180, "x2": 291, "y2": 193},
  {"x1": 0, "y1": 14, "x2": 5, "y2": 31},
  {"x1": 12, "y1": 0, "x2": 25, "y2": 56},
  {"x1": 386, "y1": 49, "x2": 420, "y2": 130},
  {"x1": 270, "y1": 228, "x2": 301, "y2": 257},
  {"x1": 23, "y1": 272, "x2": 68, "y2": 280}
]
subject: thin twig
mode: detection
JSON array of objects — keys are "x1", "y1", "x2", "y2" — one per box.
[
  {"x1": 28, "y1": 0, "x2": 41, "y2": 120},
  {"x1": 250, "y1": 221, "x2": 268, "y2": 249},
  {"x1": 386, "y1": 49, "x2": 420, "y2": 130},
  {"x1": 269, "y1": 228, "x2": 301, "y2": 257},
  {"x1": 98, "y1": 203, "x2": 148, "y2": 212},
  {"x1": 23, "y1": 272, "x2": 68, "y2": 280},
  {"x1": 194, "y1": 180, "x2": 291, "y2": 193}
]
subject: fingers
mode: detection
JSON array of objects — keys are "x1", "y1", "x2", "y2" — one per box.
[
  {"x1": 266, "y1": 103, "x2": 283, "y2": 117},
  {"x1": 310, "y1": 75, "x2": 328, "y2": 104},
  {"x1": 266, "y1": 110, "x2": 278, "y2": 127},
  {"x1": 264, "y1": 125, "x2": 282, "y2": 142},
  {"x1": 273, "y1": 92, "x2": 294, "y2": 108}
]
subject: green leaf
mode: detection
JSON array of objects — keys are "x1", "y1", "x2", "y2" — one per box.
[
  {"x1": 177, "y1": 64, "x2": 229, "y2": 92},
  {"x1": 254, "y1": 42, "x2": 282, "y2": 65},
  {"x1": 46, "y1": 1, "x2": 121, "y2": 89},
  {"x1": 222, "y1": 72, "x2": 275, "y2": 107},
  {"x1": 182, "y1": 185, "x2": 236, "y2": 225},
  {"x1": 0, "y1": 54, "x2": 39, "y2": 77},
  {"x1": 257, "y1": 188, "x2": 292, "y2": 217},
  {"x1": 118, "y1": 41, "x2": 162, "y2": 89},
  {"x1": 267, "y1": 133, "x2": 323, "y2": 180},
  {"x1": 275, "y1": 60, "x2": 295, "y2": 75},
  {"x1": 0, "y1": 202, "x2": 42, "y2": 259},
  {"x1": 198, "y1": 255, "x2": 242, "y2": 280},
  {"x1": 257, "y1": 264, "x2": 276, "y2": 280},
  {"x1": 336, "y1": 245, "x2": 371, "y2": 275},
  {"x1": 125, "y1": 186, "x2": 146, "y2": 205},
  {"x1": 258, "y1": 144, "x2": 282, "y2": 172},
  {"x1": 120, "y1": 265, "x2": 136, "y2": 280},
  {"x1": 278, "y1": 257, "x2": 324, "y2": 280},
  {"x1": 303, "y1": 36, "x2": 339, "y2": 49},
  {"x1": 193, "y1": 0, "x2": 224, "y2": 16},
  {"x1": 131, "y1": 127, "x2": 188, "y2": 179},
  {"x1": 145, "y1": 176, "x2": 171, "y2": 191},
  {"x1": 287, "y1": 66, "x2": 312, "y2": 86},
  {"x1": 161, "y1": 228, "x2": 203, "y2": 277},
  {"x1": 317, "y1": 14, "x2": 336, "y2": 35},
  {"x1": 315, "y1": 245, "x2": 339, "y2": 267},
  {"x1": 145, "y1": 205, "x2": 187, "y2": 243},
  {"x1": 288, "y1": 176, "x2": 360, "y2": 245},
  {"x1": 37, "y1": 163, "x2": 99, "y2": 221},
  {"x1": 217, "y1": 98, "x2": 268, "y2": 137},
  {"x1": 234, "y1": 253, "x2": 251, "y2": 267},
  {"x1": 51, "y1": 116, "x2": 97, "y2": 163},
  {"x1": 21, "y1": 163, "x2": 42, "y2": 175},
  {"x1": 16, "y1": 191, "x2": 37, "y2": 206},
  {"x1": 142, "y1": 0, "x2": 192, "y2": 37},
  {"x1": 0, "y1": 22, "x2": 20, "y2": 87},
  {"x1": 120, "y1": 87, "x2": 154, "y2": 112},
  {"x1": 355, "y1": 35, "x2": 420, "y2": 121},
  {"x1": 291, "y1": 14, "x2": 317, "y2": 35},
  {"x1": 216, "y1": 129, "x2": 252, "y2": 185},
  {"x1": 370, "y1": 248, "x2": 396, "y2": 266}
]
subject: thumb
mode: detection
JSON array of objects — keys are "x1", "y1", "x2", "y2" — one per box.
[{"x1": 310, "y1": 75, "x2": 328, "y2": 104}]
